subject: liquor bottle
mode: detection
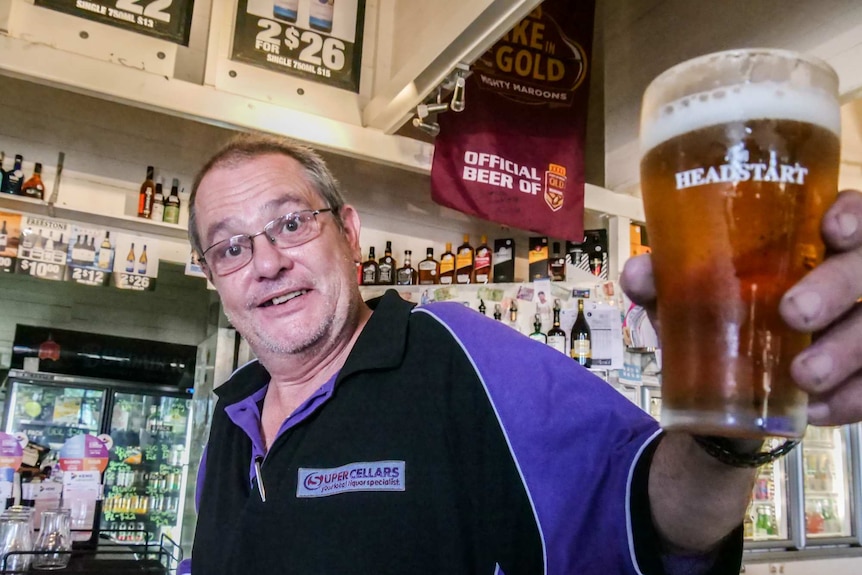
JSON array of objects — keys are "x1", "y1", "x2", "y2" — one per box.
[
  {"x1": 137, "y1": 166, "x2": 156, "y2": 219},
  {"x1": 98, "y1": 232, "x2": 114, "y2": 269},
  {"x1": 529, "y1": 314, "x2": 546, "y2": 343},
  {"x1": 395, "y1": 250, "x2": 416, "y2": 285},
  {"x1": 546, "y1": 300, "x2": 566, "y2": 355},
  {"x1": 3, "y1": 155, "x2": 25, "y2": 196},
  {"x1": 493, "y1": 304, "x2": 502, "y2": 321},
  {"x1": 151, "y1": 178, "x2": 165, "y2": 222},
  {"x1": 361, "y1": 247, "x2": 378, "y2": 285},
  {"x1": 507, "y1": 300, "x2": 519, "y2": 332},
  {"x1": 478, "y1": 299, "x2": 486, "y2": 316},
  {"x1": 590, "y1": 254, "x2": 603, "y2": 277},
  {"x1": 163, "y1": 178, "x2": 181, "y2": 224},
  {"x1": 455, "y1": 234, "x2": 474, "y2": 284},
  {"x1": 438, "y1": 242, "x2": 455, "y2": 285},
  {"x1": 0, "y1": 220, "x2": 7, "y2": 252},
  {"x1": 570, "y1": 298, "x2": 592, "y2": 367},
  {"x1": 20, "y1": 162, "x2": 45, "y2": 200},
  {"x1": 549, "y1": 241, "x2": 566, "y2": 281},
  {"x1": 417, "y1": 248, "x2": 439, "y2": 285},
  {"x1": 309, "y1": 0, "x2": 334, "y2": 33},
  {"x1": 137, "y1": 245, "x2": 148, "y2": 275},
  {"x1": 472, "y1": 235, "x2": 491, "y2": 284},
  {"x1": 273, "y1": 0, "x2": 299, "y2": 22},
  {"x1": 0, "y1": 152, "x2": 7, "y2": 193},
  {"x1": 126, "y1": 243, "x2": 136, "y2": 273},
  {"x1": 377, "y1": 240, "x2": 396, "y2": 285}
]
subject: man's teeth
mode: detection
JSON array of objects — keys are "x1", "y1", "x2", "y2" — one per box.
[{"x1": 268, "y1": 290, "x2": 307, "y2": 306}]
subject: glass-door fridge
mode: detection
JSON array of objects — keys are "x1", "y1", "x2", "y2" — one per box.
[
  {"x1": 102, "y1": 391, "x2": 192, "y2": 545},
  {"x1": 3, "y1": 378, "x2": 106, "y2": 451},
  {"x1": 798, "y1": 425, "x2": 855, "y2": 543},
  {"x1": 2, "y1": 369, "x2": 193, "y2": 546},
  {"x1": 745, "y1": 437, "x2": 792, "y2": 545}
]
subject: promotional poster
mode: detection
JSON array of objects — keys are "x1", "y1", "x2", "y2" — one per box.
[{"x1": 431, "y1": 0, "x2": 596, "y2": 241}]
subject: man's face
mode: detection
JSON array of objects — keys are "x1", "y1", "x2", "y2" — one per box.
[{"x1": 194, "y1": 153, "x2": 362, "y2": 357}]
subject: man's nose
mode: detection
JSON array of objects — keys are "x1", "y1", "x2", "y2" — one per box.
[{"x1": 250, "y1": 234, "x2": 292, "y2": 278}]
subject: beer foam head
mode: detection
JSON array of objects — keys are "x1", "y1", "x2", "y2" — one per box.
[{"x1": 640, "y1": 50, "x2": 840, "y2": 154}]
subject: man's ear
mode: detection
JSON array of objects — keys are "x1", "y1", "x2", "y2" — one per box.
[{"x1": 339, "y1": 204, "x2": 362, "y2": 262}]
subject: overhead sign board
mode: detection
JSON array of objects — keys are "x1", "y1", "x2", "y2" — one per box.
[
  {"x1": 34, "y1": 0, "x2": 196, "y2": 45},
  {"x1": 232, "y1": 0, "x2": 366, "y2": 92}
]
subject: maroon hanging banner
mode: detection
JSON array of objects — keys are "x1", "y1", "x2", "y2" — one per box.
[{"x1": 431, "y1": 0, "x2": 595, "y2": 242}]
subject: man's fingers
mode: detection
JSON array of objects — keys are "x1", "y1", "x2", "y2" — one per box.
[
  {"x1": 780, "y1": 191, "x2": 862, "y2": 333},
  {"x1": 791, "y1": 303, "x2": 862, "y2": 393},
  {"x1": 620, "y1": 254, "x2": 656, "y2": 306},
  {"x1": 821, "y1": 190, "x2": 862, "y2": 252},
  {"x1": 807, "y1": 370, "x2": 862, "y2": 426}
]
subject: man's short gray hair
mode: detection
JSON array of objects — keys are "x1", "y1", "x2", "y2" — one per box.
[{"x1": 188, "y1": 132, "x2": 346, "y2": 256}]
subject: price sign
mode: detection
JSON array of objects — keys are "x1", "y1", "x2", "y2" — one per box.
[
  {"x1": 0, "y1": 211, "x2": 22, "y2": 273},
  {"x1": 65, "y1": 226, "x2": 115, "y2": 287},
  {"x1": 232, "y1": 0, "x2": 366, "y2": 92},
  {"x1": 112, "y1": 233, "x2": 158, "y2": 291},
  {"x1": 34, "y1": 0, "x2": 195, "y2": 45},
  {"x1": 59, "y1": 434, "x2": 110, "y2": 472},
  {"x1": 15, "y1": 216, "x2": 68, "y2": 281}
]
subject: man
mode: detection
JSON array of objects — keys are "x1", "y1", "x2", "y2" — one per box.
[{"x1": 187, "y1": 133, "x2": 862, "y2": 574}]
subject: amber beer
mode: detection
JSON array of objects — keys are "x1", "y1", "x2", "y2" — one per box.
[{"x1": 639, "y1": 49, "x2": 841, "y2": 439}]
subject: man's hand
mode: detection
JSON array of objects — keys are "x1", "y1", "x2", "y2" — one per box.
[{"x1": 781, "y1": 189, "x2": 862, "y2": 425}]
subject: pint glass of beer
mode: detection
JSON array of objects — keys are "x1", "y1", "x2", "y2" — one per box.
[{"x1": 639, "y1": 49, "x2": 840, "y2": 438}]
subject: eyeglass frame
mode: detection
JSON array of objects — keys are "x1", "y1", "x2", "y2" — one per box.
[{"x1": 197, "y1": 208, "x2": 334, "y2": 276}]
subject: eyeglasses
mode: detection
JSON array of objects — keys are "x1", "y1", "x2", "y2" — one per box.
[{"x1": 199, "y1": 208, "x2": 333, "y2": 276}]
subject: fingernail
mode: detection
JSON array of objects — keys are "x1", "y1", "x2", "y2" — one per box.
[
  {"x1": 808, "y1": 402, "x2": 830, "y2": 422},
  {"x1": 800, "y1": 353, "x2": 833, "y2": 386},
  {"x1": 786, "y1": 291, "x2": 822, "y2": 323},
  {"x1": 836, "y1": 212, "x2": 858, "y2": 238}
]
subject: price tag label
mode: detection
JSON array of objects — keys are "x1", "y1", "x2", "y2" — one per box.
[
  {"x1": 114, "y1": 272, "x2": 153, "y2": 291},
  {"x1": 112, "y1": 233, "x2": 158, "y2": 291},
  {"x1": 16, "y1": 259, "x2": 64, "y2": 280},
  {"x1": 66, "y1": 226, "x2": 115, "y2": 286},
  {"x1": 15, "y1": 216, "x2": 68, "y2": 281},
  {"x1": 34, "y1": 0, "x2": 195, "y2": 45},
  {"x1": 232, "y1": 0, "x2": 366, "y2": 92}
]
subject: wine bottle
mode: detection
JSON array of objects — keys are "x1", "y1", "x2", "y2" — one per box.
[
  {"x1": 138, "y1": 244, "x2": 149, "y2": 275},
  {"x1": 546, "y1": 300, "x2": 566, "y2": 355},
  {"x1": 126, "y1": 243, "x2": 136, "y2": 273},
  {"x1": 163, "y1": 178, "x2": 181, "y2": 224},
  {"x1": 570, "y1": 298, "x2": 592, "y2": 367},
  {"x1": 151, "y1": 177, "x2": 165, "y2": 222},
  {"x1": 98, "y1": 231, "x2": 114, "y2": 269}
]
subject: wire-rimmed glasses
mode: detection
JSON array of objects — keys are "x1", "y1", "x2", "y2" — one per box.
[{"x1": 199, "y1": 208, "x2": 333, "y2": 276}]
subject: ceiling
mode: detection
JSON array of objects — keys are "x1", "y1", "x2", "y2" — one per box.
[{"x1": 601, "y1": 0, "x2": 862, "y2": 195}]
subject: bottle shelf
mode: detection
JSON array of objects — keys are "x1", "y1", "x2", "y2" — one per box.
[{"x1": 0, "y1": 193, "x2": 188, "y2": 241}]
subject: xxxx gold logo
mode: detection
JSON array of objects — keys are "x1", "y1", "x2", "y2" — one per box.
[{"x1": 544, "y1": 163, "x2": 566, "y2": 212}]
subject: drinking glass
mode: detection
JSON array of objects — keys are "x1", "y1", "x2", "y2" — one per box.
[
  {"x1": 32, "y1": 509, "x2": 72, "y2": 570},
  {"x1": 639, "y1": 48, "x2": 841, "y2": 438},
  {"x1": 0, "y1": 507, "x2": 34, "y2": 572}
]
